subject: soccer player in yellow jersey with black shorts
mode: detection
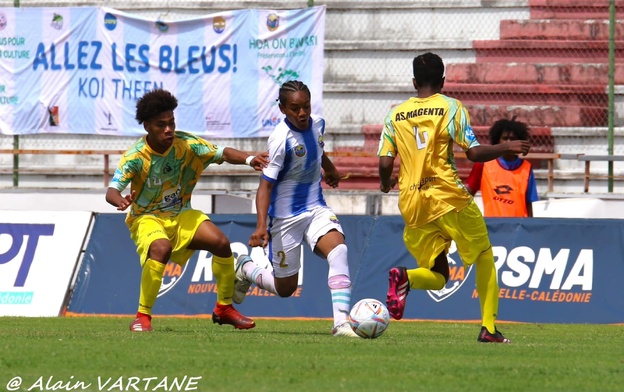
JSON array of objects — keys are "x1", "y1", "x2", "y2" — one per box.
[
  {"x1": 378, "y1": 53, "x2": 530, "y2": 343},
  {"x1": 106, "y1": 89, "x2": 268, "y2": 332}
]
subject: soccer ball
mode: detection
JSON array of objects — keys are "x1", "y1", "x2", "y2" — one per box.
[{"x1": 348, "y1": 298, "x2": 390, "y2": 339}]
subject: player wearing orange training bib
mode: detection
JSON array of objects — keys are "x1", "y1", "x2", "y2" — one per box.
[{"x1": 465, "y1": 118, "x2": 538, "y2": 217}]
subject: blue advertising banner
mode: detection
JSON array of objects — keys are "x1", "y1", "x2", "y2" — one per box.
[
  {"x1": 68, "y1": 214, "x2": 624, "y2": 324},
  {"x1": 0, "y1": 6, "x2": 325, "y2": 137}
]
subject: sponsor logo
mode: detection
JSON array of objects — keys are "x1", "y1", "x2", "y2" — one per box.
[
  {"x1": 0, "y1": 291, "x2": 33, "y2": 305},
  {"x1": 48, "y1": 106, "x2": 60, "y2": 126},
  {"x1": 213, "y1": 16, "x2": 226, "y2": 34},
  {"x1": 465, "y1": 125, "x2": 476, "y2": 140},
  {"x1": 261, "y1": 117, "x2": 280, "y2": 128},
  {"x1": 205, "y1": 115, "x2": 231, "y2": 130},
  {"x1": 104, "y1": 111, "x2": 112, "y2": 126},
  {"x1": 104, "y1": 13, "x2": 117, "y2": 31},
  {"x1": 494, "y1": 185, "x2": 513, "y2": 195},
  {"x1": 262, "y1": 65, "x2": 300, "y2": 86},
  {"x1": 0, "y1": 224, "x2": 56, "y2": 305},
  {"x1": 51, "y1": 13, "x2": 63, "y2": 30},
  {"x1": 427, "y1": 245, "x2": 593, "y2": 304},
  {"x1": 0, "y1": 12, "x2": 7, "y2": 31},
  {"x1": 99, "y1": 111, "x2": 118, "y2": 134},
  {"x1": 161, "y1": 186, "x2": 182, "y2": 208},
  {"x1": 155, "y1": 20, "x2": 168, "y2": 32},
  {"x1": 158, "y1": 261, "x2": 188, "y2": 297},
  {"x1": 266, "y1": 13, "x2": 279, "y2": 31},
  {"x1": 482, "y1": 246, "x2": 593, "y2": 303}
]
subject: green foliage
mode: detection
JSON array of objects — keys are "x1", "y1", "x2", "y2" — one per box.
[{"x1": 0, "y1": 318, "x2": 622, "y2": 392}]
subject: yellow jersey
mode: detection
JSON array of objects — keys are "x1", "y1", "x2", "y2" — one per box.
[
  {"x1": 109, "y1": 131, "x2": 224, "y2": 227},
  {"x1": 377, "y1": 93, "x2": 479, "y2": 228}
]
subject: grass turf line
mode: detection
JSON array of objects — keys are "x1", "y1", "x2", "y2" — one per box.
[{"x1": 0, "y1": 317, "x2": 622, "y2": 392}]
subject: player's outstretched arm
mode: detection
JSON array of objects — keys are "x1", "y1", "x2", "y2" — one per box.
[
  {"x1": 222, "y1": 147, "x2": 269, "y2": 170},
  {"x1": 105, "y1": 188, "x2": 135, "y2": 211},
  {"x1": 466, "y1": 140, "x2": 531, "y2": 163}
]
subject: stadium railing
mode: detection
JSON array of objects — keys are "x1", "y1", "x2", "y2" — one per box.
[
  {"x1": 0, "y1": 148, "x2": 124, "y2": 187},
  {"x1": 577, "y1": 154, "x2": 624, "y2": 193},
  {"x1": 0, "y1": 149, "x2": 621, "y2": 193}
]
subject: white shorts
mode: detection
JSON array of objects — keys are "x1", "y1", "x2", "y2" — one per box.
[{"x1": 268, "y1": 205, "x2": 344, "y2": 278}]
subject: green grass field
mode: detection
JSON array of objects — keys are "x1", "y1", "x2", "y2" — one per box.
[{"x1": 0, "y1": 317, "x2": 622, "y2": 392}]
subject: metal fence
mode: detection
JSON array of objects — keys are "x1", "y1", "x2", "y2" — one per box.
[{"x1": 1, "y1": 0, "x2": 623, "y2": 190}]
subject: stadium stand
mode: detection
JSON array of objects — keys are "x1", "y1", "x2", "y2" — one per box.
[
  {"x1": 1, "y1": 0, "x2": 623, "y2": 194},
  {"x1": 330, "y1": 0, "x2": 624, "y2": 190}
]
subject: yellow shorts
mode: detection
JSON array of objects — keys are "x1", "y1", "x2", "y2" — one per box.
[
  {"x1": 404, "y1": 201, "x2": 491, "y2": 269},
  {"x1": 129, "y1": 209, "x2": 209, "y2": 267}
]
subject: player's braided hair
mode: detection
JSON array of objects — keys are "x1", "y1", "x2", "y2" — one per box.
[
  {"x1": 413, "y1": 52, "x2": 445, "y2": 88},
  {"x1": 489, "y1": 116, "x2": 530, "y2": 145},
  {"x1": 135, "y1": 89, "x2": 178, "y2": 124},
  {"x1": 277, "y1": 80, "x2": 311, "y2": 105}
]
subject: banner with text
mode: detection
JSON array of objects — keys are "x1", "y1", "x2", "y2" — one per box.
[
  {"x1": 0, "y1": 211, "x2": 92, "y2": 316},
  {"x1": 68, "y1": 214, "x2": 624, "y2": 324},
  {"x1": 0, "y1": 6, "x2": 325, "y2": 137}
]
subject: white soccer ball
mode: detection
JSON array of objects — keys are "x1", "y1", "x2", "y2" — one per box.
[{"x1": 348, "y1": 298, "x2": 390, "y2": 339}]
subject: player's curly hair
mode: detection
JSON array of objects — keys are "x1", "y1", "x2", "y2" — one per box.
[
  {"x1": 489, "y1": 116, "x2": 530, "y2": 145},
  {"x1": 413, "y1": 52, "x2": 445, "y2": 88},
  {"x1": 135, "y1": 89, "x2": 178, "y2": 124},
  {"x1": 277, "y1": 80, "x2": 311, "y2": 106}
]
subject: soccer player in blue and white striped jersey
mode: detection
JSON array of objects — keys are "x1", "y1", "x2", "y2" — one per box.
[{"x1": 233, "y1": 80, "x2": 358, "y2": 337}]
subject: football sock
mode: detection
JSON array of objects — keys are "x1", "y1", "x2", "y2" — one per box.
[
  {"x1": 212, "y1": 254, "x2": 235, "y2": 305},
  {"x1": 242, "y1": 260, "x2": 277, "y2": 294},
  {"x1": 407, "y1": 268, "x2": 446, "y2": 290},
  {"x1": 138, "y1": 258, "x2": 166, "y2": 316},
  {"x1": 475, "y1": 247, "x2": 498, "y2": 333},
  {"x1": 327, "y1": 244, "x2": 352, "y2": 326}
]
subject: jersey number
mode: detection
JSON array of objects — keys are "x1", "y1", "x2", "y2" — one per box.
[
  {"x1": 276, "y1": 250, "x2": 287, "y2": 268},
  {"x1": 146, "y1": 177, "x2": 162, "y2": 187},
  {"x1": 414, "y1": 127, "x2": 428, "y2": 150}
]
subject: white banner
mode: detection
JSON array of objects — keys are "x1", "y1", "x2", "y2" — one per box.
[
  {"x1": 0, "y1": 211, "x2": 92, "y2": 316},
  {"x1": 0, "y1": 6, "x2": 325, "y2": 137}
]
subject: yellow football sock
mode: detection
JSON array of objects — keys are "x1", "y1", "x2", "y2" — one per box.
[
  {"x1": 407, "y1": 268, "x2": 446, "y2": 290},
  {"x1": 138, "y1": 258, "x2": 166, "y2": 316},
  {"x1": 475, "y1": 247, "x2": 498, "y2": 333},
  {"x1": 212, "y1": 254, "x2": 235, "y2": 305}
]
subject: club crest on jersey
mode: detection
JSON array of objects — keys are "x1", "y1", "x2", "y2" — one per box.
[
  {"x1": 158, "y1": 261, "x2": 189, "y2": 297},
  {"x1": 427, "y1": 243, "x2": 473, "y2": 302},
  {"x1": 294, "y1": 145, "x2": 306, "y2": 157},
  {"x1": 465, "y1": 125, "x2": 476, "y2": 141}
]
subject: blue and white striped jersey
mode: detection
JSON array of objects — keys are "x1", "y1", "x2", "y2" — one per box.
[{"x1": 261, "y1": 114, "x2": 328, "y2": 218}]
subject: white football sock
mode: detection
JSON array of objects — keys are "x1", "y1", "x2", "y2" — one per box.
[
  {"x1": 327, "y1": 244, "x2": 352, "y2": 327},
  {"x1": 243, "y1": 260, "x2": 277, "y2": 294}
]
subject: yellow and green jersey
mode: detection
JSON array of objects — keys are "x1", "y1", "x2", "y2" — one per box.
[
  {"x1": 109, "y1": 131, "x2": 224, "y2": 227},
  {"x1": 377, "y1": 93, "x2": 479, "y2": 228}
]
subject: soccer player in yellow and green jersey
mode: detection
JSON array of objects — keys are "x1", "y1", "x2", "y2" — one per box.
[
  {"x1": 378, "y1": 52, "x2": 531, "y2": 343},
  {"x1": 106, "y1": 88, "x2": 268, "y2": 332}
]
